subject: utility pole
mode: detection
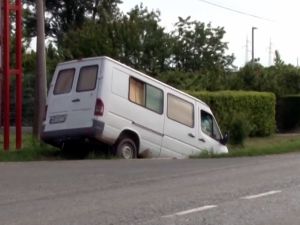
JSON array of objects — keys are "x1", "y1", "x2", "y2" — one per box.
[
  {"x1": 268, "y1": 38, "x2": 272, "y2": 66},
  {"x1": 32, "y1": 0, "x2": 47, "y2": 139},
  {"x1": 266, "y1": 38, "x2": 274, "y2": 66},
  {"x1": 245, "y1": 36, "x2": 249, "y2": 63},
  {"x1": 242, "y1": 35, "x2": 251, "y2": 64},
  {"x1": 251, "y1": 27, "x2": 257, "y2": 68}
]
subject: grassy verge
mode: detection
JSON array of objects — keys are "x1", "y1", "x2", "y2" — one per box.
[
  {"x1": 0, "y1": 135, "x2": 114, "y2": 162},
  {"x1": 190, "y1": 134, "x2": 300, "y2": 158},
  {"x1": 2, "y1": 134, "x2": 300, "y2": 161}
]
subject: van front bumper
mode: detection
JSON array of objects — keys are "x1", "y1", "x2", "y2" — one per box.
[{"x1": 41, "y1": 120, "x2": 105, "y2": 147}]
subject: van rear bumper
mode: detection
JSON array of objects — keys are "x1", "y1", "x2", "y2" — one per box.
[{"x1": 41, "y1": 120, "x2": 105, "y2": 147}]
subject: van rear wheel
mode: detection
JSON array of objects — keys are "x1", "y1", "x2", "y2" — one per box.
[{"x1": 115, "y1": 138, "x2": 137, "y2": 159}]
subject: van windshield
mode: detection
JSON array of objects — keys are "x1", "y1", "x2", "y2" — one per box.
[{"x1": 201, "y1": 110, "x2": 221, "y2": 141}]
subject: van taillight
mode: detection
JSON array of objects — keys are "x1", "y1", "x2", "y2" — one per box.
[
  {"x1": 43, "y1": 105, "x2": 48, "y2": 121},
  {"x1": 94, "y1": 98, "x2": 104, "y2": 116}
]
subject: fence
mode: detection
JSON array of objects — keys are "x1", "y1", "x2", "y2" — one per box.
[{"x1": 0, "y1": 74, "x2": 35, "y2": 127}]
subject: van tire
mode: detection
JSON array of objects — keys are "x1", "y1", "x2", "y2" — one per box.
[{"x1": 115, "y1": 138, "x2": 137, "y2": 159}]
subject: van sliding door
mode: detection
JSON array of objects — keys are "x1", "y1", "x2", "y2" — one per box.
[{"x1": 160, "y1": 90, "x2": 198, "y2": 157}]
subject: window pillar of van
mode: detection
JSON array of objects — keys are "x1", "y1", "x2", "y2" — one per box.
[{"x1": 200, "y1": 110, "x2": 228, "y2": 145}]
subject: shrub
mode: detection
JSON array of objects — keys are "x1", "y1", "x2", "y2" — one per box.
[
  {"x1": 186, "y1": 90, "x2": 276, "y2": 137},
  {"x1": 276, "y1": 95, "x2": 300, "y2": 132},
  {"x1": 228, "y1": 113, "x2": 251, "y2": 146}
]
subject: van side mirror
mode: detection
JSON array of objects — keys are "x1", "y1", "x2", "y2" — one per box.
[{"x1": 220, "y1": 131, "x2": 229, "y2": 145}]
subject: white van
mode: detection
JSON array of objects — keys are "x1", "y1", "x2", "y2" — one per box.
[{"x1": 41, "y1": 56, "x2": 229, "y2": 159}]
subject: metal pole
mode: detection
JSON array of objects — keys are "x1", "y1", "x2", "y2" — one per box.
[
  {"x1": 0, "y1": 0, "x2": 3, "y2": 130},
  {"x1": 15, "y1": 0, "x2": 22, "y2": 149},
  {"x1": 3, "y1": 0, "x2": 9, "y2": 150},
  {"x1": 0, "y1": 0, "x2": 2, "y2": 68},
  {"x1": 36, "y1": 0, "x2": 47, "y2": 138}
]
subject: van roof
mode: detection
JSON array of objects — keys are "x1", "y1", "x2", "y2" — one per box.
[{"x1": 57, "y1": 56, "x2": 209, "y2": 108}]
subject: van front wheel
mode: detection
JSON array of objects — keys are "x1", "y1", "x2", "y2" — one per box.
[{"x1": 115, "y1": 138, "x2": 137, "y2": 159}]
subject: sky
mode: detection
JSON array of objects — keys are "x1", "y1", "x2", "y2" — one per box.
[{"x1": 30, "y1": 0, "x2": 300, "y2": 68}]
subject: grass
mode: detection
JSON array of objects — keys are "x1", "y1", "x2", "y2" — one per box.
[
  {"x1": 1, "y1": 134, "x2": 300, "y2": 161},
  {"x1": 0, "y1": 135, "x2": 115, "y2": 162},
  {"x1": 190, "y1": 134, "x2": 300, "y2": 158}
]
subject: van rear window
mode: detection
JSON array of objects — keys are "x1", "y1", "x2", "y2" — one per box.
[
  {"x1": 53, "y1": 68, "x2": 75, "y2": 95},
  {"x1": 76, "y1": 65, "x2": 98, "y2": 92}
]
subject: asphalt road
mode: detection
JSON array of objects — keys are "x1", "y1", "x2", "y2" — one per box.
[{"x1": 1, "y1": 153, "x2": 300, "y2": 225}]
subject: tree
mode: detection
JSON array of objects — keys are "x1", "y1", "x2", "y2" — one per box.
[
  {"x1": 274, "y1": 50, "x2": 284, "y2": 69},
  {"x1": 117, "y1": 3, "x2": 172, "y2": 74},
  {"x1": 23, "y1": 0, "x2": 123, "y2": 47},
  {"x1": 170, "y1": 16, "x2": 235, "y2": 73}
]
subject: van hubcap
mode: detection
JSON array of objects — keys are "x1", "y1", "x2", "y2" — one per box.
[{"x1": 122, "y1": 145, "x2": 133, "y2": 159}]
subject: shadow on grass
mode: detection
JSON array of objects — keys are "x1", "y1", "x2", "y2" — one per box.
[
  {"x1": 0, "y1": 136, "x2": 116, "y2": 162},
  {"x1": 0, "y1": 147, "x2": 116, "y2": 162}
]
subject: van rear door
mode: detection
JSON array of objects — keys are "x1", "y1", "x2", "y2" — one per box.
[
  {"x1": 67, "y1": 61, "x2": 101, "y2": 129},
  {"x1": 45, "y1": 65, "x2": 76, "y2": 132}
]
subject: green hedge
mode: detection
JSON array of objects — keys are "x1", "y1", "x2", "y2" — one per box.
[
  {"x1": 186, "y1": 90, "x2": 276, "y2": 137},
  {"x1": 276, "y1": 95, "x2": 300, "y2": 132}
]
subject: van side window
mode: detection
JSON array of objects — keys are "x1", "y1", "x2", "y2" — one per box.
[
  {"x1": 129, "y1": 77, "x2": 163, "y2": 114},
  {"x1": 201, "y1": 110, "x2": 221, "y2": 140},
  {"x1": 167, "y1": 94, "x2": 194, "y2": 127},
  {"x1": 53, "y1": 68, "x2": 75, "y2": 95},
  {"x1": 76, "y1": 65, "x2": 98, "y2": 92}
]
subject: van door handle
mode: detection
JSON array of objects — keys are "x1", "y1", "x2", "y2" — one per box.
[
  {"x1": 199, "y1": 138, "x2": 206, "y2": 142},
  {"x1": 72, "y1": 98, "x2": 80, "y2": 102},
  {"x1": 188, "y1": 133, "x2": 195, "y2": 138}
]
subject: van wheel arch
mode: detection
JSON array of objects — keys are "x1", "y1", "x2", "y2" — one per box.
[{"x1": 113, "y1": 130, "x2": 140, "y2": 159}]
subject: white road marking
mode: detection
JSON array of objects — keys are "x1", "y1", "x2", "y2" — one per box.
[
  {"x1": 241, "y1": 190, "x2": 282, "y2": 200},
  {"x1": 162, "y1": 205, "x2": 217, "y2": 218}
]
